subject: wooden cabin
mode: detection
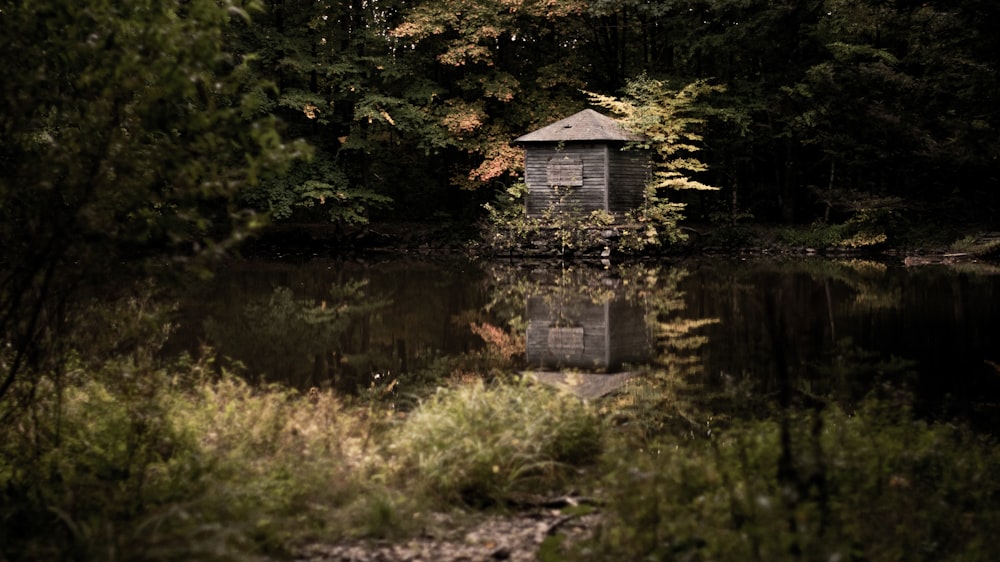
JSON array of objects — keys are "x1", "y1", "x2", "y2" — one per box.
[{"x1": 514, "y1": 109, "x2": 651, "y2": 218}]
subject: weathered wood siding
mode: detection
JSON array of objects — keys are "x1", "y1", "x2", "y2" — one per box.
[
  {"x1": 524, "y1": 143, "x2": 650, "y2": 218},
  {"x1": 607, "y1": 148, "x2": 651, "y2": 213},
  {"x1": 525, "y1": 143, "x2": 608, "y2": 218}
]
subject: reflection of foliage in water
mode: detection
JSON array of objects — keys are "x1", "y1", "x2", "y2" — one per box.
[
  {"x1": 680, "y1": 258, "x2": 915, "y2": 407},
  {"x1": 479, "y1": 261, "x2": 689, "y2": 349},
  {"x1": 615, "y1": 256, "x2": 1000, "y2": 448},
  {"x1": 482, "y1": 261, "x2": 696, "y2": 327},
  {"x1": 603, "y1": 257, "x2": 944, "y2": 442},
  {"x1": 204, "y1": 281, "x2": 390, "y2": 390},
  {"x1": 479, "y1": 262, "x2": 721, "y2": 429}
]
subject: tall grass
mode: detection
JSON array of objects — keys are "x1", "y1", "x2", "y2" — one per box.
[
  {"x1": 586, "y1": 400, "x2": 1000, "y2": 562},
  {"x1": 389, "y1": 380, "x2": 603, "y2": 507},
  {"x1": 0, "y1": 356, "x2": 383, "y2": 561},
  {"x1": 0, "y1": 357, "x2": 605, "y2": 560},
  {"x1": 3, "y1": 340, "x2": 995, "y2": 562}
]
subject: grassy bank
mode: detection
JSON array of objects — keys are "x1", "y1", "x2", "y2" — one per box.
[{"x1": 1, "y1": 353, "x2": 997, "y2": 561}]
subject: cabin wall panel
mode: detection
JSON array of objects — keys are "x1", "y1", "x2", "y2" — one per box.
[
  {"x1": 524, "y1": 143, "x2": 651, "y2": 218},
  {"x1": 525, "y1": 144, "x2": 607, "y2": 218}
]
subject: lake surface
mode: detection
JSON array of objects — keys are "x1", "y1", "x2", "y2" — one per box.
[{"x1": 169, "y1": 255, "x2": 1000, "y2": 429}]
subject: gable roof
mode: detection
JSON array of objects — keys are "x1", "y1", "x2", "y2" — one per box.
[{"x1": 513, "y1": 108, "x2": 647, "y2": 143}]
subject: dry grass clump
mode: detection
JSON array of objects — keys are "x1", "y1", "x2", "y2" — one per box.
[
  {"x1": 160, "y1": 375, "x2": 383, "y2": 549},
  {"x1": 0, "y1": 362, "x2": 396, "y2": 561},
  {"x1": 389, "y1": 380, "x2": 602, "y2": 507}
]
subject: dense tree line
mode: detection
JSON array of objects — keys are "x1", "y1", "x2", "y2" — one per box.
[{"x1": 234, "y1": 0, "x2": 999, "y2": 225}]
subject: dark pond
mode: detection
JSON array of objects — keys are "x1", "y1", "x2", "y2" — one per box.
[{"x1": 168, "y1": 255, "x2": 1000, "y2": 428}]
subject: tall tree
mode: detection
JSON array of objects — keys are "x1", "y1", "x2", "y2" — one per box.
[
  {"x1": 390, "y1": 0, "x2": 592, "y2": 192},
  {"x1": 785, "y1": 0, "x2": 1000, "y2": 221},
  {"x1": 0, "y1": 0, "x2": 302, "y2": 404}
]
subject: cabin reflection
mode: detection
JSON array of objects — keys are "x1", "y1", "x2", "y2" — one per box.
[{"x1": 524, "y1": 270, "x2": 651, "y2": 398}]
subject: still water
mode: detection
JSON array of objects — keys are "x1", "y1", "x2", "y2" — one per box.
[{"x1": 169, "y1": 256, "x2": 1000, "y2": 428}]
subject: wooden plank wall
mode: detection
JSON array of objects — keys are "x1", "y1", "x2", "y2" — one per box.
[
  {"x1": 607, "y1": 148, "x2": 651, "y2": 213},
  {"x1": 525, "y1": 143, "x2": 651, "y2": 218},
  {"x1": 526, "y1": 296, "x2": 651, "y2": 371},
  {"x1": 525, "y1": 143, "x2": 608, "y2": 218}
]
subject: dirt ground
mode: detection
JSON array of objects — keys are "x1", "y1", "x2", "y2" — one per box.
[{"x1": 293, "y1": 509, "x2": 601, "y2": 562}]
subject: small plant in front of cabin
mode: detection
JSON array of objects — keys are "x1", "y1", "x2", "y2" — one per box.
[
  {"x1": 480, "y1": 181, "x2": 537, "y2": 254},
  {"x1": 615, "y1": 184, "x2": 689, "y2": 253},
  {"x1": 481, "y1": 182, "x2": 622, "y2": 256},
  {"x1": 537, "y1": 202, "x2": 614, "y2": 256}
]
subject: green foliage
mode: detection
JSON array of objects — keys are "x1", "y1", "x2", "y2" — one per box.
[
  {"x1": 616, "y1": 185, "x2": 690, "y2": 252},
  {"x1": 0, "y1": 0, "x2": 305, "y2": 405},
  {"x1": 479, "y1": 183, "x2": 616, "y2": 256},
  {"x1": 241, "y1": 156, "x2": 391, "y2": 224},
  {"x1": 479, "y1": 180, "x2": 686, "y2": 256},
  {"x1": 950, "y1": 233, "x2": 1000, "y2": 259},
  {"x1": 577, "y1": 76, "x2": 723, "y2": 248},
  {"x1": 389, "y1": 381, "x2": 602, "y2": 507},
  {"x1": 590, "y1": 402, "x2": 1000, "y2": 562},
  {"x1": 588, "y1": 76, "x2": 723, "y2": 193},
  {"x1": 775, "y1": 203, "x2": 901, "y2": 249}
]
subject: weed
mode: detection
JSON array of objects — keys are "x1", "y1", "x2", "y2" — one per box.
[
  {"x1": 586, "y1": 401, "x2": 1000, "y2": 562},
  {"x1": 389, "y1": 380, "x2": 602, "y2": 507}
]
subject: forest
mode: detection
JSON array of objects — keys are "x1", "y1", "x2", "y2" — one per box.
[
  {"x1": 5, "y1": 0, "x2": 998, "y2": 239},
  {"x1": 227, "y1": 0, "x2": 1000, "y2": 229},
  {"x1": 1, "y1": 1, "x2": 998, "y2": 561}
]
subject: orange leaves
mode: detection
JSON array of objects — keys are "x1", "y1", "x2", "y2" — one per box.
[
  {"x1": 469, "y1": 322, "x2": 524, "y2": 361},
  {"x1": 468, "y1": 143, "x2": 523, "y2": 184},
  {"x1": 442, "y1": 103, "x2": 484, "y2": 135},
  {"x1": 438, "y1": 43, "x2": 493, "y2": 67},
  {"x1": 391, "y1": 0, "x2": 587, "y2": 67}
]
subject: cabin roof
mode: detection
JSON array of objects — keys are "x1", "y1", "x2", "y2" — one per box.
[{"x1": 514, "y1": 109, "x2": 647, "y2": 144}]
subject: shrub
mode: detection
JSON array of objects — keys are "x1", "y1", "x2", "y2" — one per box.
[
  {"x1": 588, "y1": 402, "x2": 999, "y2": 562},
  {"x1": 0, "y1": 360, "x2": 384, "y2": 561},
  {"x1": 389, "y1": 380, "x2": 602, "y2": 506}
]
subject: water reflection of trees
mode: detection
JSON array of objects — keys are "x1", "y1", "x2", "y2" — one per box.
[
  {"x1": 182, "y1": 260, "x2": 486, "y2": 393},
  {"x1": 484, "y1": 257, "x2": 1000, "y2": 435},
  {"x1": 678, "y1": 257, "x2": 1000, "y2": 423},
  {"x1": 204, "y1": 280, "x2": 391, "y2": 391},
  {"x1": 181, "y1": 257, "x2": 998, "y2": 427}
]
